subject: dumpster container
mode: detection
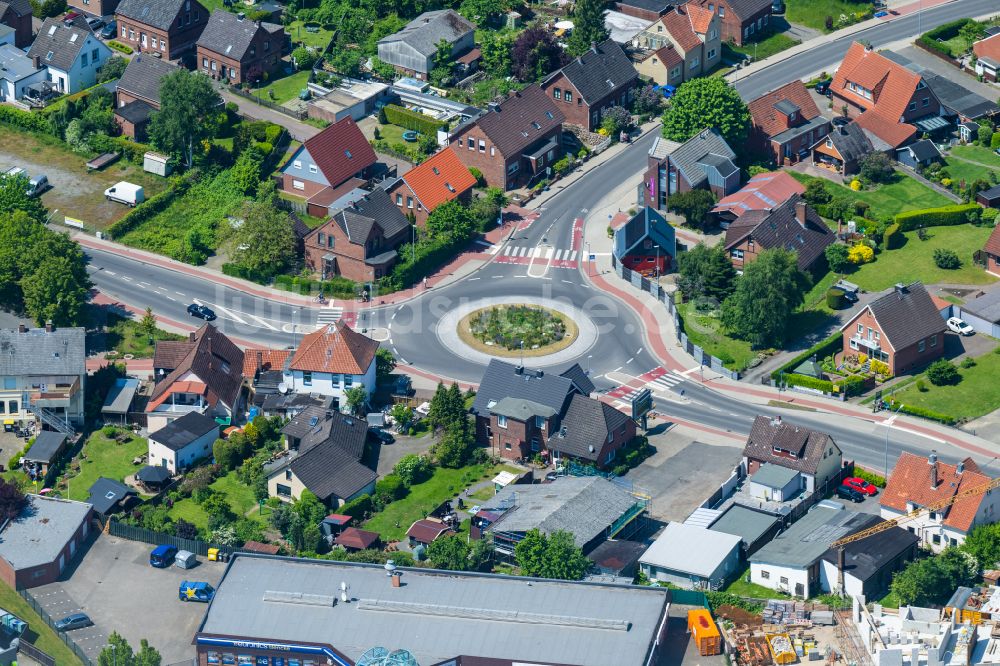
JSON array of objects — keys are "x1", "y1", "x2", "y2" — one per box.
[{"x1": 688, "y1": 609, "x2": 721, "y2": 656}]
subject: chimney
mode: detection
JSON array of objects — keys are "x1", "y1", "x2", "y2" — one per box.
[
  {"x1": 189, "y1": 331, "x2": 196, "y2": 342},
  {"x1": 256, "y1": 350, "x2": 263, "y2": 373},
  {"x1": 957, "y1": 460, "x2": 965, "y2": 475},
  {"x1": 44, "y1": 320, "x2": 53, "y2": 333},
  {"x1": 237, "y1": 11, "x2": 245, "y2": 20},
  {"x1": 929, "y1": 451, "x2": 938, "y2": 489},
  {"x1": 17, "y1": 324, "x2": 25, "y2": 333},
  {"x1": 591, "y1": 42, "x2": 598, "y2": 54},
  {"x1": 894, "y1": 283, "x2": 908, "y2": 296},
  {"x1": 33, "y1": 55, "x2": 41, "y2": 69},
  {"x1": 795, "y1": 200, "x2": 808, "y2": 226}
]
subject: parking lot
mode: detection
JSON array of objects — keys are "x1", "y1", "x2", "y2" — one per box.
[{"x1": 33, "y1": 534, "x2": 226, "y2": 663}]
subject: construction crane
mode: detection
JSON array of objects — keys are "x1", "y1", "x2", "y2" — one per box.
[{"x1": 829, "y1": 469, "x2": 1000, "y2": 593}]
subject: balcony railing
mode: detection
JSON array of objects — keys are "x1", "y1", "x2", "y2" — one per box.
[{"x1": 850, "y1": 335, "x2": 881, "y2": 351}]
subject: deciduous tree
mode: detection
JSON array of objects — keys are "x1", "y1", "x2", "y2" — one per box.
[
  {"x1": 227, "y1": 199, "x2": 297, "y2": 278},
  {"x1": 667, "y1": 189, "x2": 716, "y2": 231},
  {"x1": 890, "y1": 548, "x2": 977, "y2": 606},
  {"x1": 427, "y1": 534, "x2": 470, "y2": 570},
  {"x1": 21, "y1": 255, "x2": 90, "y2": 327},
  {"x1": 677, "y1": 243, "x2": 736, "y2": 302},
  {"x1": 825, "y1": 243, "x2": 851, "y2": 273},
  {"x1": 376, "y1": 347, "x2": 397, "y2": 379},
  {"x1": 0, "y1": 174, "x2": 46, "y2": 224},
  {"x1": 148, "y1": 70, "x2": 223, "y2": 168},
  {"x1": 661, "y1": 77, "x2": 751, "y2": 147},
  {"x1": 0, "y1": 478, "x2": 27, "y2": 522},
  {"x1": 567, "y1": 0, "x2": 610, "y2": 56},
  {"x1": 720, "y1": 248, "x2": 810, "y2": 348},
  {"x1": 512, "y1": 26, "x2": 567, "y2": 82}
]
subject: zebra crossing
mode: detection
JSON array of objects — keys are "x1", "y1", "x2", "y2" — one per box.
[
  {"x1": 496, "y1": 245, "x2": 579, "y2": 261},
  {"x1": 315, "y1": 306, "x2": 344, "y2": 329},
  {"x1": 607, "y1": 368, "x2": 686, "y2": 401},
  {"x1": 646, "y1": 370, "x2": 685, "y2": 394}
]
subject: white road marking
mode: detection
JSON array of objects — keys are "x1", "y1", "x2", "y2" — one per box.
[
  {"x1": 626, "y1": 357, "x2": 634, "y2": 364},
  {"x1": 568, "y1": 251, "x2": 578, "y2": 261},
  {"x1": 105, "y1": 270, "x2": 115, "y2": 276},
  {"x1": 212, "y1": 304, "x2": 248, "y2": 325},
  {"x1": 544, "y1": 248, "x2": 554, "y2": 259},
  {"x1": 247, "y1": 314, "x2": 277, "y2": 330},
  {"x1": 562, "y1": 280, "x2": 573, "y2": 284},
  {"x1": 121, "y1": 276, "x2": 132, "y2": 281},
  {"x1": 469, "y1": 277, "x2": 480, "y2": 281},
  {"x1": 166, "y1": 296, "x2": 176, "y2": 302},
  {"x1": 680, "y1": 367, "x2": 701, "y2": 376},
  {"x1": 636, "y1": 348, "x2": 643, "y2": 355},
  {"x1": 175, "y1": 291, "x2": 185, "y2": 296}
]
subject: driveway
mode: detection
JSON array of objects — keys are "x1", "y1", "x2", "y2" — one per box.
[
  {"x1": 33, "y1": 534, "x2": 226, "y2": 663},
  {"x1": 893, "y1": 45, "x2": 1000, "y2": 102},
  {"x1": 372, "y1": 432, "x2": 437, "y2": 476}
]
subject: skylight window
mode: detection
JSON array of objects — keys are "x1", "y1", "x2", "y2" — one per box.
[
  {"x1": 46, "y1": 51, "x2": 53, "y2": 60},
  {"x1": 70, "y1": 33, "x2": 78, "y2": 42},
  {"x1": 345, "y1": 150, "x2": 352, "y2": 158},
  {"x1": 48, "y1": 25, "x2": 56, "y2": 35},
  {"x1": 531, "y1": 121, "x2": 541, "y2": 130},
  {"x1": 445, "y1": 183, "x2": 455, "y2": 192},
  {"x1": 432, "y1": 166, "x2": 440, "y2": 175},
  {"x1": 545, "y1": 111, "x2": 554, "y2": 119}
]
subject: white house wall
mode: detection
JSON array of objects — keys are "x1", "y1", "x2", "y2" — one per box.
[{"x1": 750, "y1": 562, "x2": 814, "y2": 598}]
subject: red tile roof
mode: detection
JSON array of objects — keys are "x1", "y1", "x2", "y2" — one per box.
[
  {"x1": 930, "y1": 295, "x2": 952, "y2": 311},
  {"x1": 974, "y1": 33, "x2": 1000, "y2": 63},
  {"x1": 242, "y1": 349, "x2": 292, "y2": 378},
  {"x1": 289, "y1": 320, "x2": 379, "y2": 375},
  {"x1": 335, "y1": 527, "x2": 380, "y2": 550},
  {"x1": 657, "y1": 7, "x2": 702, "y2": 53},
  {"x1": 984, "y1": 224, "x2": 1000, "y2": 257},
  {"x1": 406, "y1": 518, "x2": 454, "y2": 544},
  {"x1": 402, "y1": 147, "x2": 477, "y2": 213},
  {"x1": 854, "y1": 111, "x2": 917, "y2": 149},
  {"x1": 686, "y1": 3, "x2": 714, "y2": 33},
  {"x1": 148, "y1": 324, "x2": 244, "y2": 412},
  {"x1": 242, "y1": 540, "x2": 281, "y2": 554},
  {"x1": 881, "y1": 452, "x2": 990, "y2": 533},
  {"x1": 648, "y1": 44, "x2": 682, "y2": 70},
  {"x1": 298, "y1": 117, "x2": 377, "y2": 189},
  {"x1": 712, "y1": 171, "x2": 805, "y2": 218},
  {"x1": 748, "y1": 80, "x2": 823, "y2": 139}
]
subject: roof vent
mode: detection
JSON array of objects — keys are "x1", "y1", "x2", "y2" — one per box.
[{"x1": 237, "y1": 11, "x2": 245, "y2": 20}]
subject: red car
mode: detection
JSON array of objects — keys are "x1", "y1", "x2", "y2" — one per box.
[{"x1": 842, "y1": 477, "x2": 878, "y2": 496}]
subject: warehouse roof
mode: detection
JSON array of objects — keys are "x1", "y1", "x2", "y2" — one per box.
[
  {"x1": 639, "y1": 522, "x2": 741, "y2": 578},
  {"x1": 709, "y1": 505, "x2": 780, "y2": 550},
  {"x1": 0, "y1": 496, "x2": 91, "y2": 572}
]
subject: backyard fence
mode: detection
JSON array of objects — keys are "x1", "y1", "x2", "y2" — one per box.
[
  {"x1": 107, "y1": 520, "x2": 237, "y2": 558},
  {"x1": 18, "y1": 639, "x2": 57, "y2": 666},
  {"x1": 227, "y1": 85, "x2": 308, "y2": 121},
  {"x1": 611, "y1": 255, "x2": 740, "y2": 380},
  {"x1": 17, "y1": 589, "x2": 94, "y2": 666}
]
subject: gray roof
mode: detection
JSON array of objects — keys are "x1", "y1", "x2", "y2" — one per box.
[
  {"x1": 962, "y1": 288, "x2": 1000, "y2": 323},
  {"x1": 116, "y1": 54, "x2": 177, "y2": 105},
  {"x1": 742, "y1": 415, "x2": 840, "y2": 476},
  {"x1": 905, "y1": 138, "x2": 941, "y2": 162},
  {"x1": 115, "y1": 99, "x2": 155, "y2": 125},
  {"x1": 751, "y1": 463, "x2": 800, "y2": 489},
  {"x1": 0, "y1": 44, "x2": 40, "y2": 82},
  {"x1": 709, "y1": 0, "x2": 770, "y2": 19},
  {"x1": 559, "y1": 362, "x2": 596, "y2": 395},
  {"x1": 331, "y1": 187, "x2": 410, "y2": 246},
  {"x1": 377, "y1": 9, "x2": 474, "y2": 58},
  {"x1": 663, "y1": 128, "x2": 737, "y2": 189},
  {"x1": 470, "y1": 359, "x2": 590, "y2": 419},
  {"x1": 289, "y1": 438, "x2": 376, "y2": 501},
  {"x1": 709, "y1": 505, "x2": 780, "y2": 548},
  {"x1": 482, "y1": 476, "x2": 639, "y2": 549},
  {"x1": 770, "y1": 114, "x2": 830, "y2": 146},
  {"x1": 281, "y1": 406, "x2": 367, "y2": 460},
  {"x1": 981, "y1": 184, "x2": 1000, "y2": 201},
  {"x1": 548, "y1": 393, "x2": 633, "y2": 462},
  {"x1": 460, "y1": 85, "x2": 564, "y2": 158},
  {"x1": 22, "y1": 431, "x2": 67, "y2": 464},
  {"x1": 197, "y1": 10, "x2": 283, "y2": 61},
  {"x1": 27, "y1": 18, "x2": 97, "y2": 73},
  {"x1": 197, "y1": 554, "x2": 668, "y2": 666},
  {"x1": 543, "y1": 39, "x2": 638, "y2": 106},
  {"x1": 491, "y1": 397, "x2": 557, "y2": 420},
  {"x1": 639, "y1": 522, "x2": 741, "y2": 577},
  {"x1": 102, "y1": 378, "x2": 140, "y2": 415},
  {"x1": 816, "y1": 122, "x2": 873, "y2": 163},
  {"x1": 750, "y1": 503, "x2": 879, "y2": 568},
  {"x1": 0, "y1": 0, "x2": 30, "y2": 18},
  {"x1": 0, "y1": 326, "x2": 85, "y2": 378},
  {"x1": 87, "y1": 477, "x2": 135, "y2": 514},
  {"x1": 861, "y1": 282, "x2": 947, "y2": 351},
  {"x1": 150, "y1": 411, "x2": 219, "y2": 451},
  {"x1": 115, "y1": 0, "x2": 187, "y2": 31},
  {"x1": 881, "y1": 50, "x2": 1000, "y2": 120},
  {"x1": 0, "y1": 496, "x2": 91, "y2": 571},
  {"x1": 819, "y1": 522, "x2": 917, "y2": 582},
  {"x1": 648, "y1": 136, "x2": 682, "y2": 160},
  {"x1": 724, "y1": 194, "x2": 834, "y2": 271},
  {"x1": 773, "y1": 99, "x2": 800, "y2": 116}
]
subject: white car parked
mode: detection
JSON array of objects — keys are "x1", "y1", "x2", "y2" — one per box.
[{"x1": 947, "y1": 317, "x2": 974, "y2": 336}]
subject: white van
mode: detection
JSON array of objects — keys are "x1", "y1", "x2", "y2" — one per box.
[
  {"x1": 26, "y1": 175, "x2": 49, "y2": 197},
  {"x1": 104, "y1": 182, "x2": 145, "y2": 207}
]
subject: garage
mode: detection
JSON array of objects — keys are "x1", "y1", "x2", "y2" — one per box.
[{"x1": 956, "y1": 290, "x2": 1000, "y2": 337}]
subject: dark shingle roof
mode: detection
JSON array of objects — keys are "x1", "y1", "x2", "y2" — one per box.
[
  {"x1": 743, "y1": 415, "x2": 840, "y2": 475},
  {"x1": 905, "y1": 138, "x2": 941, "y2": 162},
  {"x1": 281, "y1": 407, "x2": 367, "y2": 460},
  {"x1": 549, "y1": 394, "x2": 633, "y2": 461},
  {"x1": 116, "y1": 54, "x2": 177, "y2": 106},
  {"x1": 470, "y1": 359, "x2": 590, "y2": 419},
  {"x1": 881, "y1": 50, "x2": 1000, "y2": 121},
  {"x1": 463, "y1": 85, "x2": 564, "y2": 157},
  {"x1": 136, "y1": 465, "x2": 171, "y2": 484},
  {"x1": 858, "y1": 282, "x2": 946, "y2": 352},
  {"x1": 820, "y1": 521, "x2": 918, "y2": 582},
  {"x1": 296, "y1": 117, "x2": 377, "y2": 189},
  {"x1": 153, "y1": 340, "x2": 194, "y2": 371},
  {"x1": 23, "y1": 431, "x2": 67, "y2": 465},
  {"x1": 289, "y1": 439, "x2": 376, "y2": 502},
  {"x1": 115, "y1": 0, "x2": 188, "y2": 31},
  {"x1": 150, "y1": 411, "x2": 219, "y2": 451},
  {"x1": 115, "y1": 99, "x2": 155, "y2": 125},
  {"x1": 701, "y1": 0, "x2": 770, "y2": 20},
  {"x1": 544, "y1": 39, "x2": 637, "y2": 106},
  {"x1": 377, "y1": 9, "x2": 474, "y2": 58},
  {"x1": 27, "y1": 18, "x2": 96, "y2": 73},
  {"x1": 330, "y1": 187, "x2": 409, "y2": 245},
  {"x1": 0, "y1": 0, "x2": 31, "y2": 17},
  {"x1": 558, "y1": 362, "x2": 596, "y2": 396},
  {"x1": 724, "y1": 195, "x2": 834, "y2": 271},
  {"x1": 664, "y1": 128, "x2": 736, "y2": 189},
  {"x1": 819, "y1": 122, "x2": 873, "y2": 163},
  {"x1": 87, "y1": 477, "x2": 135, "y2": 515},
  {"x1": 149, "y1": 324, "x2": 244, "y2": 411},
  {"x1": 197, "y1": 10, "x2": 282, "y2": 61}
]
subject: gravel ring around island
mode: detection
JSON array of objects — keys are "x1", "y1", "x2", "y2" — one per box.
[{"x1": 435, "y1": 295, "x2": 600, "y2": 367}]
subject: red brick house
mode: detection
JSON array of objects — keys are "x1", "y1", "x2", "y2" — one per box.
[
  {"x1": 196, "y1": 10, "x2": 285, "y2": 84},
  {"x1": 540, "y1": 39, "x2": 639, "y2": 132},
  {"x1": 839, "y1": 282, "x2": 947, "y2": 375},
  {"x1": 687, "y1": 0, "x2": 772, "y2": 46},
  {"x1": 981, "y1": 220, "x2": 1000, "y2": 277},
  {"x1": 0, "y1": 0, "x2": 31, "y2": 49},
  {"x1": 383, "y1": 146, "x2": 476, "y2": 226},
  {"x1": 115, "y1": 0, "x2": 208, "y2": 60},
  {"x1": 69, "y1": 0, "x2": 120, "y2": 23},
  {"x1": 810, "y1": 121, "x2": 874, "y2": 176},
  {"x1": 279, "y1": 117, "x2": 377, "y2": 208},
  {"x1": 723, "y1": 196, "x2": 834, "y2": 274},
  {"x1": 303, "y1": 188, "x2": 410, "y2": 283},
  {"x1": 449, "y1": 85, "x2": 564, "y2": 191},
  {"x1": 747, "y1": 80, "x2": 830, "y2": 166},
  {"x1": 114, "y1": 54, "x2": 178, "y2": 140},
  {"x1": 643, "y1": 128, "x2": 740, "y2": 211},
  {"x1": 830, "y1": 42, "x2": 944, "y2": 150},
  {"x1": 712, "y1": 170, "x2": 804, "y2": 226}
]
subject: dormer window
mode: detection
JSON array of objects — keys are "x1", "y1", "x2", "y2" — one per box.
[{"x1": 531, "y1": 121, "x2": 541, "y2": 129}]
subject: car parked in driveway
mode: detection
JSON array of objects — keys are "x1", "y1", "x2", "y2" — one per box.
[
  {"x1": 85, "y1": 16, "x2": 104, "y2": 30},
  {"x1": 836, "y1": 485, "x2": 865, "y2": 503},
  {"x1": 842, "y1": 477, "x2": 878, "y2": 496},
  {"x1": 187, "y1": 303, "x2": 216, "y2": 321},
  {"x1": 179, "y1": 581, "x2": 215, "y2": 602},
  {"x1": 149, "y1": 544, "x2": 178, "y2": 568},
  {"x1": 101, "y1": 20, "x2": 117, "y2": 38},
  {"x1": 947, "y1": 317, "x2": 974, "y2": 336},
  {"x1": 55, "y1": 613, "x2": 93, "y2": 632}
]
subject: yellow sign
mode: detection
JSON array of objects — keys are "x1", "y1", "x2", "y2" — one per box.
[{"x1": 186, "y1": 587, "x2": 196, "y2": 599}]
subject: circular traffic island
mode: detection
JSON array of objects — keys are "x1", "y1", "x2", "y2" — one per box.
[{"x1": 458, "y1": 305, "x2": 579, "y2": 358}]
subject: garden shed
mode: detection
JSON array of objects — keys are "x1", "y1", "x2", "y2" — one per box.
[
  {"x1": 955, "y1": 289, "x2": 1000, "y2": 338},
  {"x1": 143, "y1": 152, "x2": 172, "y2": 177}
]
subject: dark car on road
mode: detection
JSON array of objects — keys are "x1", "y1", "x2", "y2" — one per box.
[
  {"x1": 55, "y1": 613, "x2": 93, "y2": 632},
  {"x1": 836, "y1": 485, "x2": 865, "y2": 503},
  {"x1": 187, "y1": 303, "x2": 216, "y2": 321}
]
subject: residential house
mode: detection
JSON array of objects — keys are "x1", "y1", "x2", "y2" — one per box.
[
  {"x1": 376, "y1": 9, "x2": 475, "y2": 80},
  {"x1": 280, "y1": 321, "x2": 379, "y2": 408},
  {"x1": 810, "y1": 122, "x2": 874, "y2": 175},
  {"x1": 635, "y1": 5, "x2": 720, "y2": 83},
  {"x1": 643, "y1": 129, "x2": 739, "y2": 211},
  {"x1": 750, "y1": 501, "x2": 916, "y2": 598},
  {"x1": 469, "y1": 359, "x2": 637, "y2": 468},
  {"x1": 86, "y1": 477, "x2": 137, "y2": 517},
  {"x1": 959, "y1": 120, "x2": 980, "y2": 143},
  {"x1": 723, "y1": 195, "x2": 834, "y2": 273},
  {"x1": 747, "y1": 80, "x2": 830, "y2": 166},
  {"x1": 449, "y1": 85, "x2": 564, "y2": 191},
  {"x1": 265, "y1": 406, "x2": 376, "y2": 507},
  {"x1": 896, "y1": 138, "x2": 942, "y2": 169},
  {"x1": 0, "y1": 0, "x2": 30, "y2": 48},
  {"x1": 611, "y1": 205, "x2": 677, "y2": 275},
  {"x1": 146, "y1": 411, "x2": 219, "y2": 473},
  {"x1": 881, "y1": 452, "x2": 1000, "y2": 552},
  {"x1": 0, "y1": 495, "x2": 92, "y2": 589},
  {"x1": 21, "y1": 431, "x2": 67, "y2": 484},
  {"x1": 614, "y1": 0, "x2": 672, "y2": 22},
  {"x1": 638, "y1": 522, "x2": 741, "y2": 589},
  {"x1": 830, "y1": 42, "x2": 944, "y2": 150},
  {"x1": 540, "y1": 39, "x2": 639, "y2": 132},
  {"x1": 303, "y1": 187, "x2": 410, "y2": 282},
  {"x1": 406, "y1": 519, "x2": 454, "y2": 546},
  {"x1": 688, "y1": 0, "x2": 771, "y2": 45},
  {"x1": 882, "y1": 50, "x2": 1000, "y2": 123},
  {"x1": 632, "y1": 44, "x2": 684, "y2": 87},
  {"x1": 382, "y1": 146, "x2": 476, "y2": 226},
  {"x1": 279, "y1": 117, "x2": 377, "y2": 209},
  {"x1": 114, "y1": 54, "x2": 177, "y2": 140},
  {"x1": 0, "y1": 323, "x2": 86, "y2": 431},
  {"x1": 27, "y1": 18, "x2": 112, "y2": 94},
  {"x1": 115, "y1": 0, "x2": 208, "y2": 60},
  {"x1": 306, "y1": 77, "x2": 392, "y2": 124},
  {"x1": 146, "y1": 324, "x2": 245, "y2": 434},
  {"x1": 974, "y1": 33, "x2": 1000, "y2": 82},
  {"x1": 712, "y1": 170, "x2": 805, "y2": 226},
  {"x1": 839, "y1": 282, "x2": 947, "y2": 375},
  {"x1": 0, "y1": 44, "x2": 45, "y2": 102},
  {"x1": 741, "y1": 415, "x2": 844, "y2": 494},
  {"x1": 196, "y1": 10, "x2": 285, "y2": 84}
]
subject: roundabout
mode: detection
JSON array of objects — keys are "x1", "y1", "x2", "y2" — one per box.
[{"x1": 458, "y1": 304, "x2": 577, "y2": 357}]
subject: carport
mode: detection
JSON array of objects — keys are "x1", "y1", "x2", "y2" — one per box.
[{"x1": 956, "y1": 290, "x2": 1000, "y2": 337}]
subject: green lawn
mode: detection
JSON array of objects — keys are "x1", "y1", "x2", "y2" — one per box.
[
  {"x1": 950, "y1": 145, "x2": 1000, "y2": 169},
  {"x1": 168, "y1": 471, "x2": 265, "y2": 530},
  {"x1": 724, "y1": 32, "x2": 800, "y2": 61},
  {"x1": 287, "y1": 20, "x2": 336, "y2": 50},
  {"x1": 64, "y1": 430, "x2": 147, "y2": 501},
  {"x1": 363, "y1": 463, "x2": 516, "y2": 542},
  {"x1": 677, "y1": 301, "x2": 758, "y2": 371},
  {"x1": 724, "y1": 567, "x2": 791, "y2": 599},
  {"x1": 847, "y1": 225, "x2": 996, "y2": 292},
  {"x1": 0, "y1": 583, "x2": 85, "y2": 665},
  {"x1": 785, "y1": 0, "x2": 872, "y2": 31},
  {"x1": 104, "y1": 313, "x2": 186, "y2": 358},
  {"x1": 255, "y1": 70, "x2": 310, "y2": 105},
  {"x1": 943, "y1": 157, "x2": 994, "y2": 186},
  {"x1": 789, "y1": 171, "x2": 951, "y2": 219},
  {"x1": 890, "y1": 347, "x2": 1000, "y2": 421}
]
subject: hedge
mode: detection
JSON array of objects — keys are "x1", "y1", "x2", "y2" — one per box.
[
  {"x1": 898, "y1": 403, "x2": 956, "y2": 425},
  {"x1": 834, "y1": 374, "x2": 868, "y2": 397},
  {"x1": 0, "y1": 105, "x2": 53, "y2": 134},
  {"x1": 917, "y1": 18, "x2": 973, "y2": 57},
  {"x1": 882, "y1": 222, "x2": 902, "y2": 250},
  {"x1": 383, "y1": 104, "x2": 446, "y2": 136},
  {"x1": 89, "y1": 133, "x2": 153, "y2": 164},
  {"x1": 380, "y1": 232, "x2": 468, "y2": 292},
  {"x1": 338, "y1": 494, "x2": 373, "y2": 520},
  {"x1": 273, "y1": 274, "x2": 358, "y2": 299},
  {"x1": 771, "y1": 333, "x2": 842, "y2": 381},
  {"x1": 783, "y1": 373, "x2": 833, "y2": 393},
  {"x1": 221, "y1": 263, "x2": 274, "y2": 284},
  {"x1": 105, "y1": 171, "x2": 199, "y2": 239},
  {"x1": 108, "y1": 40, "x2": 134, "y2": 54},
  {"x1": 894, "y1": 203, "x2": 980, "y2": 230}
]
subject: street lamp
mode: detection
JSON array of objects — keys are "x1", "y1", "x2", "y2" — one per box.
[
  {"x1": 585, "y1": 241, "x2": 591, "y2": 277},
  {"x1": 587, "y1": 354, "x2": 593, "y2": 375},
  {"x1": 884, "y1": 402, "x2": 905, "y2": 480}
]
